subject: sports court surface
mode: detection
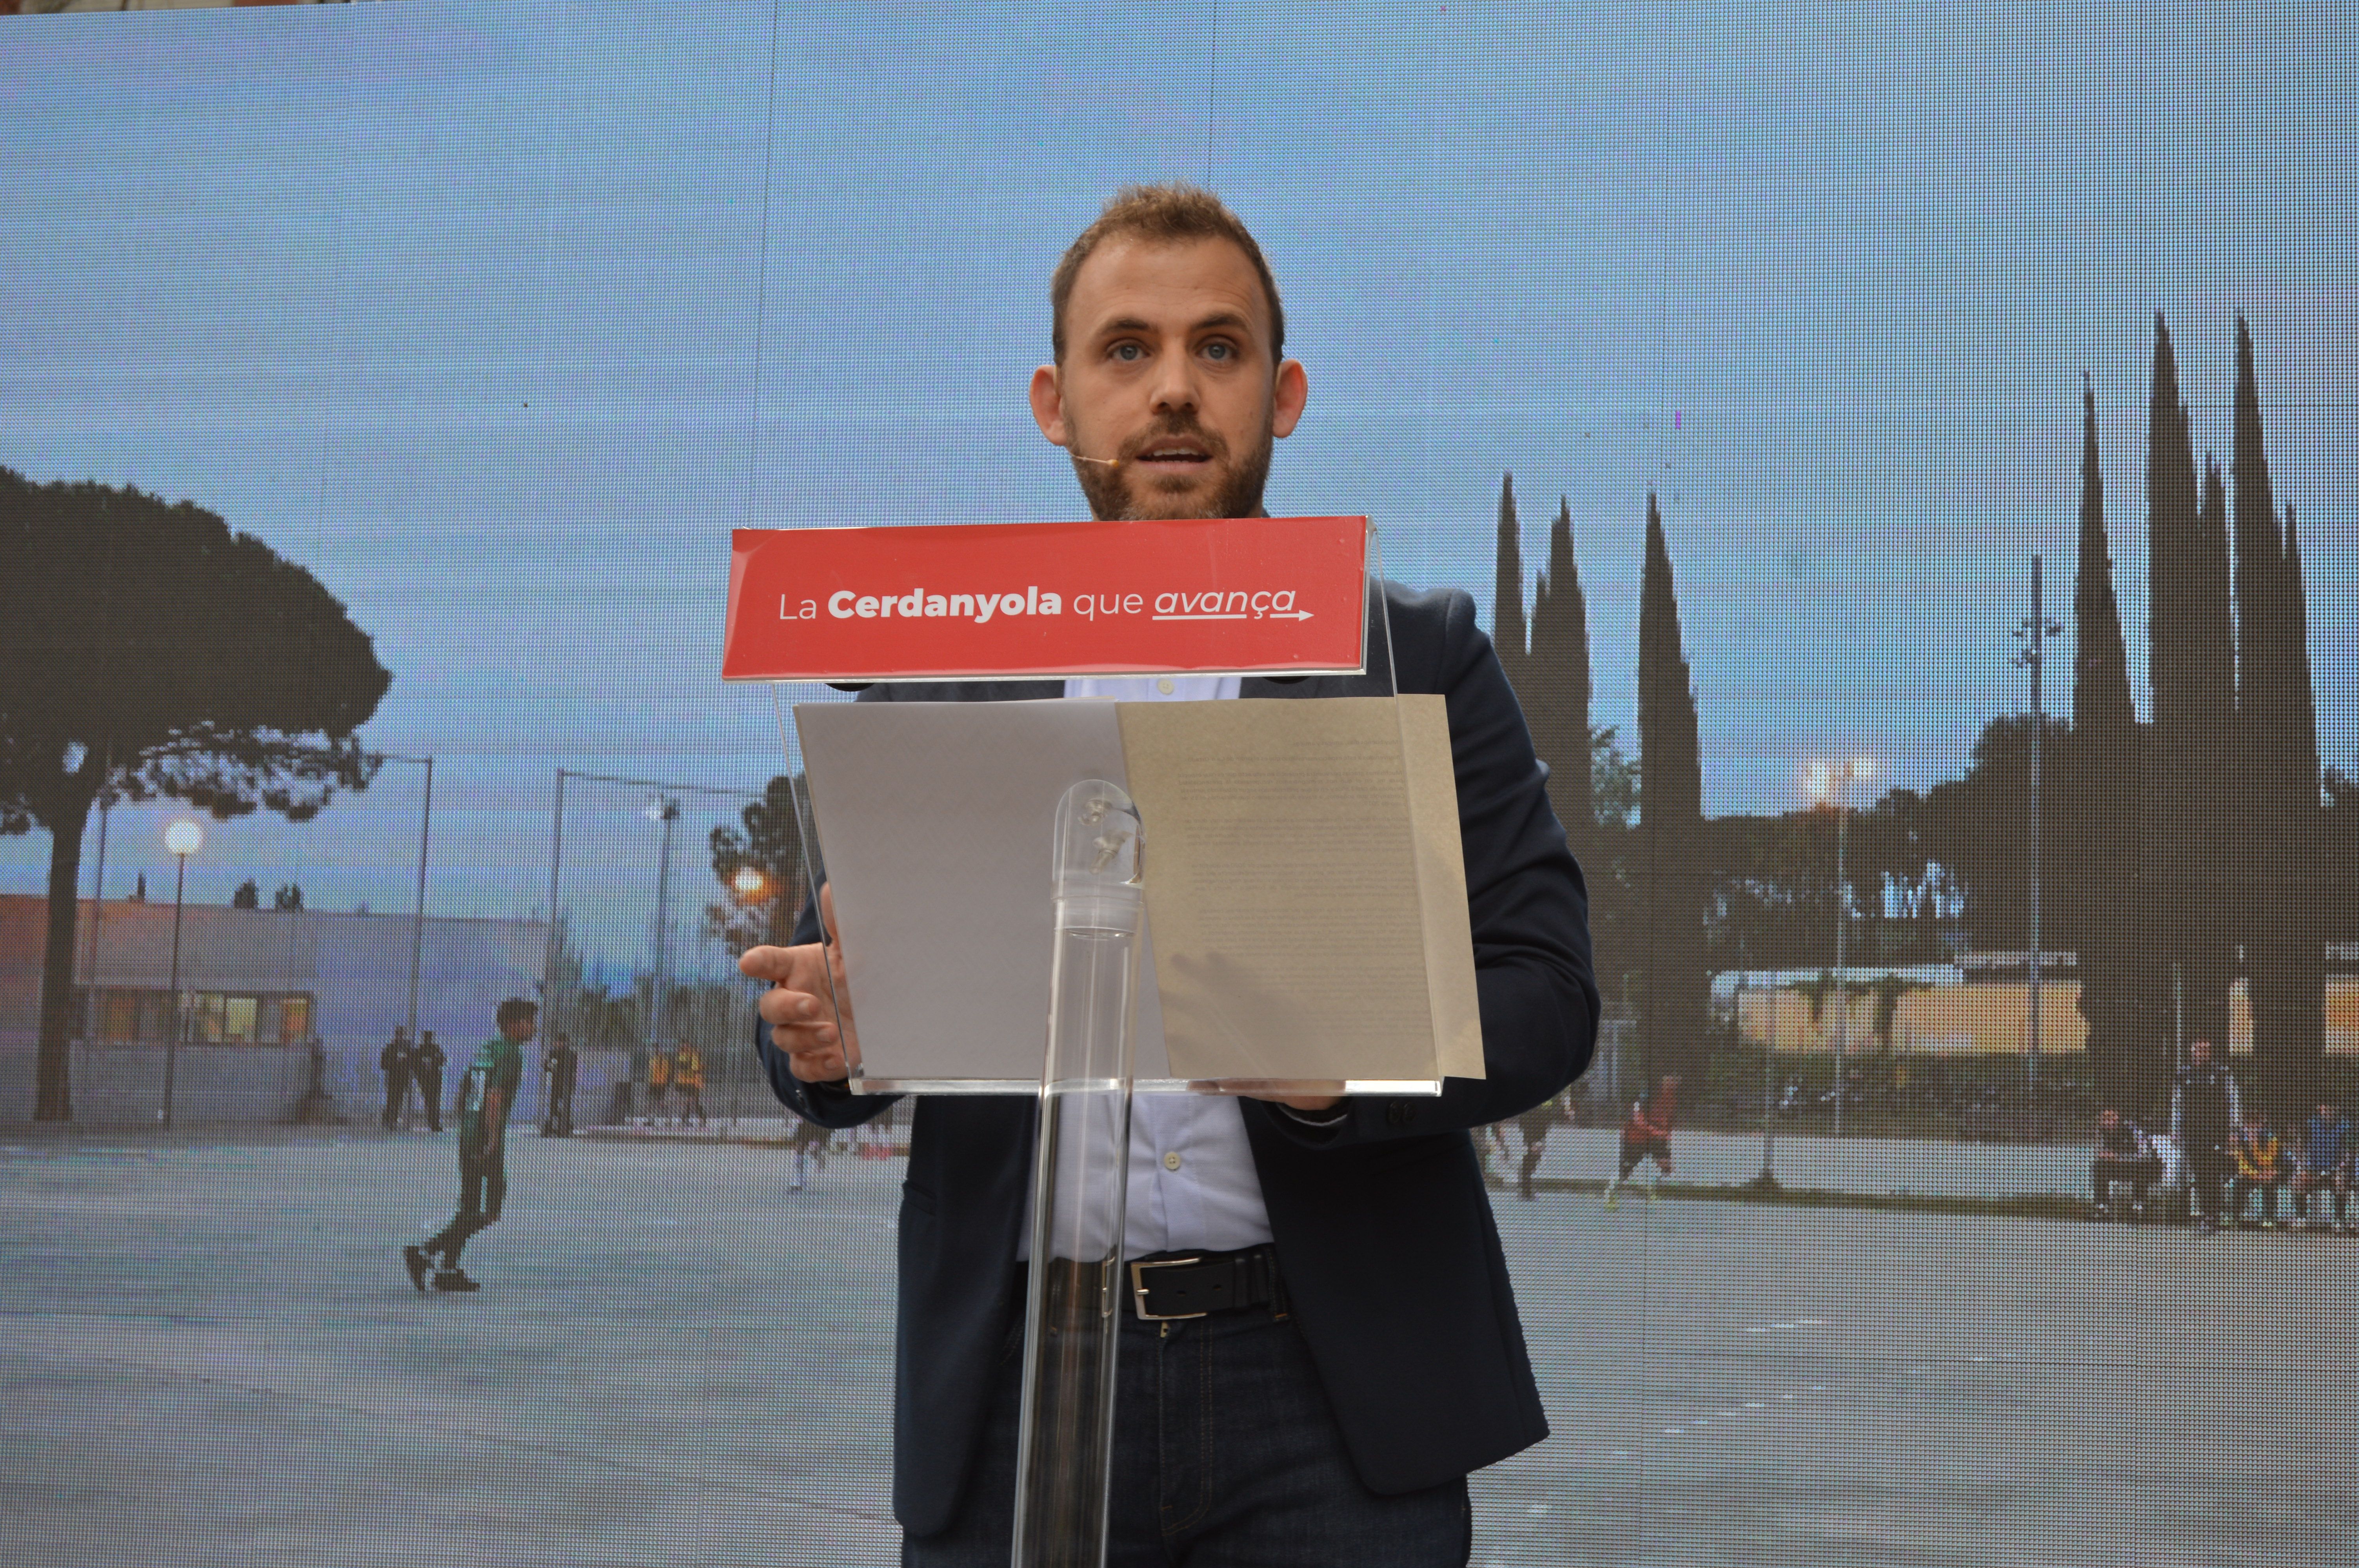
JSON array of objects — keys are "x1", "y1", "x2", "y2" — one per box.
[{"x1": 1, "y1": 1129, "x2": 2348, "y2": 1566}]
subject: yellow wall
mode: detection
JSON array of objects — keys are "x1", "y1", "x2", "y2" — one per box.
[{"x1": 1733, "y1": 977, "x2": 2359, "y2": 1056}]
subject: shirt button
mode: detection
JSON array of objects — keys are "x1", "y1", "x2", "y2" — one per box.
[
  {"x1": 1157, "y1": 677, "x2": 1176, "y2": 695},
  {"x1": 1163, "y1": 1151, "x2": 1183, "y2": 1171}
]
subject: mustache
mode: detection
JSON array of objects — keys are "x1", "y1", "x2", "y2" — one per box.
[{"x1": 1118, "y1": 418, "x2": 1228, "y2": 463}]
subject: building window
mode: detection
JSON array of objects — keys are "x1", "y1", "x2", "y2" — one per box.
[
  {"x1": 80, "y1": 988, "x2": 315, "y2": 1045},
  {"x1": 222, "y1": 995, "x2": 259, "y2": 1044}
]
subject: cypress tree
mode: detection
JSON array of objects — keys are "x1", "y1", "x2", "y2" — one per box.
[
  {"x1": 2231, "y1": 319, "x2": 2326, "y2": 1109},
  {"x1": 2141, "y1": 314, "x2": 2236, "y2": 1105},
  {"x1": 1635, "y1": 494, "x2": 1707, "y2": 1084},
  {"x1": 2068, "y1": 377, "x2": 2143, "y2": 1106},
  {"x1": 1492, "y1": 472, "x2": 1527, "y2": 691},
  {"x1": 1525, "y1": 497, "x2": 1593, "y2": 854}
]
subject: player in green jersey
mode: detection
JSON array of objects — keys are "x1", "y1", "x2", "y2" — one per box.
[{"x1": 405, "y1": 998, "x2": 535, "y2": 1293}]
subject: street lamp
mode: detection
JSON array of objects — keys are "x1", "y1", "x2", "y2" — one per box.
[
  {"x1": 645, "y1": 794, "x2": 682, "y2": 1047},
  {"x1": 2010, "y1": 554, "x2": 2063, "y2": 1118},
  {"x1": 1807, "y1": 755, "x2": 1875, "y2": 1138},
  {"x1": 160, "y1": 818, "x2": 203, "y2": 1129},
  {"x1": 731, "y1": 864, "x2": 771, "y2": 903},
  {"x1": 372, "y1": 753, "x2": 437, "y2": 1043}
]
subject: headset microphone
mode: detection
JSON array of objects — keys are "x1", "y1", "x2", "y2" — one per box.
[{"x1": 1073, "y1": 453, "x2": 1122, "y2": 467}]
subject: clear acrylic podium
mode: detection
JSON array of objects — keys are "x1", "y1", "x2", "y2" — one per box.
[{"x1": 743, "y1": 528, "x2": 1478, "y2": 1566}]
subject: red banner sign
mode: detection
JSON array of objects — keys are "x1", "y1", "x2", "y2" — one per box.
[{"x1": 722, "y1": 516, "x2": 1369, "y2": 681}]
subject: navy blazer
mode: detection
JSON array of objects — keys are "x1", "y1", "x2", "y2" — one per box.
[{"x1": 757, "y1": 580, "x2": 1600, "y2": 1535}]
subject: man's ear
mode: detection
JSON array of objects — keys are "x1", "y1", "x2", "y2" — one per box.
[
  {"x1": 1029, "y1": 364, "x2": 1070, "y2": 448},
  {"x1": 1271, "y1": 357, "x2": 1308, "y2": 440}
]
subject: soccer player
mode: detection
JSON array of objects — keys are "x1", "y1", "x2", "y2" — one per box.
[
  {"x1": 1606, "y1": 1072, "x2": 1680, "y2": 1209},
  {"x1": 405, "y1": 998, "x2": 535, "y2": 1293}
]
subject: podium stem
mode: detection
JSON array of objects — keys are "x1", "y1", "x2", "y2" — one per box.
[{"x1": 1012, "y1": 782, "x2": 1143, "y2": 1568}]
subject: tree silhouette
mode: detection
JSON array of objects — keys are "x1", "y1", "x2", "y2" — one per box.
[
  {"x1": 0, "y1": 468, "x2": 389, "y2": 1120},
  {"x1": 231, "y1": 879, "x2": 261, "y2": 910},
  {"x1": 706, "y1": 774, "x2": 810, "y2": 951},
  {"x1": 1918, "y1": 713, "x2": 2073, "y2": 952},
  {"x1": 2066, "y1": 376, "x2": 2146, "y2": 1106},
  {"x1": 2141, "y1": 315, "x2": 2238, "y2": 1090},
  {"x1": 1634, "y1": 494, "x2": 1707, "y2": 1083},
  {"x1": 2230, "y1": 318, "x2": 2326, "y2": 1109},
  {"x1": 1525, "y1": 497, "x2": 1592, "y2": 855},
  {"x1": 1490, "y1": 473, "x2": 1526, "y2": 693}
]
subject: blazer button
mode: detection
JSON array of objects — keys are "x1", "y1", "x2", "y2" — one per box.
[{"x1": 1386, "y1": 1102, "x2": 1414, "y2": 1128}]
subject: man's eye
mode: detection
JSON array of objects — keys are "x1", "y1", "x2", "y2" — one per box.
[
  {"x1": 1204, "y1": 341, "x2": 1233, "y2": 361},
  {"x1": 1112, "y1": 343, "x2": 1143, "y2": 362}
]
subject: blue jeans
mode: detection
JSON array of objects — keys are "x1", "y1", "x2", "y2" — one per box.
[{"x1": 904, "y1": 1303, "x2": 1470, "y2": 1567}]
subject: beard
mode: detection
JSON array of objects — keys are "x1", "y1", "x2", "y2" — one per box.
[{"x1": 1068, "y1": 409, "x2": 1275, "y2": 522}]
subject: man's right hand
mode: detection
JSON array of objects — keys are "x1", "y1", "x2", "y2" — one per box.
[{"x1": 739, "y1": 885, "x2": 859, "y2": 1085}]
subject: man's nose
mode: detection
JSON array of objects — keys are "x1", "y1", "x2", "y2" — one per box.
[{"x1": 1147, "y1": 352, "x2": 1200, "y2": 416}]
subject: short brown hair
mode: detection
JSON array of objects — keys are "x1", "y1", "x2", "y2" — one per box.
[
  {"x1": 1050, "y1": 181, "x2": 1285, "y2": 363},
  {"x1": 496, "y1": 998, "x2": 538, "y2": 1030}
]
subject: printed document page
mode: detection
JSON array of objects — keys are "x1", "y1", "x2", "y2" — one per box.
[{"x1": 794, "y1": 695, "x2": 1479, "y2": 1088}]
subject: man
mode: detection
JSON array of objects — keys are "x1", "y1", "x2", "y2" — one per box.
[
  {"x1": 2292, "y1": 1098, "x2": 2352, "y2": 1234},
  {"x1": 404, "y1": 998, "x2": 535, "y2": 1293},
  {"x1": 644, "y1": 1040, "x2": 671, "y2": 1125},
  {"x1": 412, "y1": 1028, "x2": 447, "y2": 1133},
  {"x1": 789, "y1": 1114, "x2": 831, "y2": 1193},
  {"x1": 742, "y1": 183, "x2": 1598, "y2": 1564},
  {"x1": 298, "y1": 1033, "x2": 333, "y2": 1123},
  {"x1": 541, "y1": 1030, "x2": 578, "y2": 1137},
  {"x1": 1512, "y1": 1090, "x2": 1568, "y2": 1202},
  {"x1": 672, "y1": 1040, "x2": 707, "y2": 1128},
  {"x1": 2089, "y1": 1107, "x2": 2163, "y2": 1221},
  {"x1": 2229, "y1": 1105, "x2": 2290, "y2": 1230},
  {"x1": 1605, "y1": 1071, "x2": 1680, "y2": 1210},
  {"x1": 379, "y1": 1026, "x2": 413, "y2": 1129},
  {"x1": 2171, "y1": 1038, "x2": 2241, "y2": 1234}
]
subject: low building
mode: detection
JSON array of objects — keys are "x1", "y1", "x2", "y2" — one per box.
[{"x1": 0, "y1": 893, "x2": 559, "y2": 1125}]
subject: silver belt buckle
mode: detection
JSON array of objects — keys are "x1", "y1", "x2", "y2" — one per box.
[{"x1": 1130, "y1": 1256, "x2": 1208, "y2": 1321}]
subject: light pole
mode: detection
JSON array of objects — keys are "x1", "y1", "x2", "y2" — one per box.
[
  {"x1": 373, "y1": 753, "x2": 437, "y2": 1043},
  {"x1": 1807, "y1": 755, "x2": 1875, "y2": 1138},
  {"x1": 645, "y1": 794, "x2": 682, "y2": 1048},
  {"x1": 1763, "y1": 962, "x2": 1781, "y2": 1180},
  {"x1": 160, "y1": 818, "x2": 203, "y2": 1129},
  {"x1": 2011, "y1": 555, "x2": 2062, "y2": 1123}
]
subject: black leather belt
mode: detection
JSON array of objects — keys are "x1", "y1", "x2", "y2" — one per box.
[{"x1": 1127, "y1": 1243, "x2": 1285, "y2": 1322}]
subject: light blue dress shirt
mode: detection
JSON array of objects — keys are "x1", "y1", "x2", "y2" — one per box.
[{"x1": 1061, "y1": 673, "x2": 1275, "y2": 1258}]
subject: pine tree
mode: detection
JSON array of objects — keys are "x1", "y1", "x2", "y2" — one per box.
[
  {"x1": 1492, "y1": 473, "x2": 1526, "y2": 691},
  {"x1": 1525, "y1": 497, "x2": 1592, "y2": 854},
  {"x1": 1634, "y1": 494, "x2": 1707, "y2": 1084},
  {"x1": 2, "y1": 468, "x2": 388, "y2": 1119},
  {"x1": 2067, "y1": 377, "x2": 2143, "y2": 1106},
  {"x1": 2140, "y1": 314, "x2": 2236, "y2": 1105},
  {"x1": 2230, "y1": 319, "x2": 2326, "y2": 1109}
]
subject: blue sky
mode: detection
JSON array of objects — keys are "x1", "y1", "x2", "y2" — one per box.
[{"x1": 2, "y1": 0, "x2": 2352, "y2": 962}]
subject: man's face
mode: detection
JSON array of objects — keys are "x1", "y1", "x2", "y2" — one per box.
[
  {"x1": 2097, "y1": 1109, "x2": 2119, "y2": 1131},
  {"x1": 503, "y1": 1015, "x2": 538, "y2": 1044},
  {"x1": 2188, "y1": 1040, "x2": 2212, "y2": 1066},
  {"x1": 1031, "y1": 236, "x2": 1307, "y2": 521}
]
